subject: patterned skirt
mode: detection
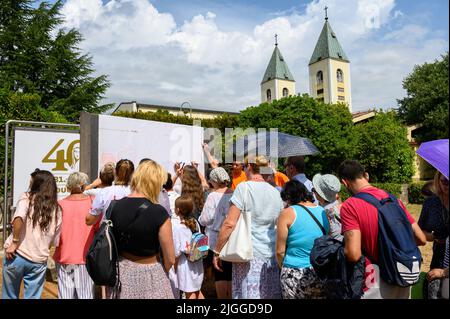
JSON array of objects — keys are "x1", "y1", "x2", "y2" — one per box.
[
  {"x1": 117, "y1": 258, "x2": 174, "y2": 299},
  {"x1": 232, "y1": 257, "x2": 281, "y2": 299},
  {"x1": 280, "y1": 267, "x2": 326, "y2": 299}
]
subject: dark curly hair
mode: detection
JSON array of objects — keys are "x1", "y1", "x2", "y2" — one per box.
[
  {"x1": 280, "y1": 180, "x2": 314, "y2": 206},
  {"x1": 181, "y1": 165, "x2": 205, "y2": 212},
  {"x1": 27, "y1": 170, "x2": 60, "y2": 233}
]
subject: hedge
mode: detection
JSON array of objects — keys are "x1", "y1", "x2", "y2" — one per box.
[
  {"x1": 408, "y1": 181, "x2": 428, "y2": 204},
  {"x1": 338, "y1": 182, "x2": 428, "y2": 204}
]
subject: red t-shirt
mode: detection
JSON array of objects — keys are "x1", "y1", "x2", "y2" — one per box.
[{"x1": 340, "y1": 186, "x2": 416, "y2": 289}]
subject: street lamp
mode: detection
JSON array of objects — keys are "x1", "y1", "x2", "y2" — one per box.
[{"x1": 180, "y1": 102, "x2": 192, "y2": 117}]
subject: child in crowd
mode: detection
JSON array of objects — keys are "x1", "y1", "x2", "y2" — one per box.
[{"x1": 170, "y1": 195, "x2": 205, "y2": 299}]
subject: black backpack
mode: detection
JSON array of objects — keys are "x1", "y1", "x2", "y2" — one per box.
[
  {"x1": 85, "y1": 199, "x2": 150, "y2": 295},
  {"x1": 85, "y1": 200, "x2": 120, "y2": 290}
]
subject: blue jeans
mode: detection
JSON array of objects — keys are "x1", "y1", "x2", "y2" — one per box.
[{"x1": 2, "y1": 253, "x2": 47, "y2": 299}]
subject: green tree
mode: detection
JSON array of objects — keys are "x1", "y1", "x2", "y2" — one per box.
[
  {"x1": 398, "y1": 53, "x2": 449, "y2": 142},
  {"x1": 354, "y1": 111, "x2": 414, "y2": 183},
  {"x1": 238, "y1": 94, "x2": 358, "y2": 175},
  {"x1": 0, "y1": 87, "x2": 68, "y2": 196},
  {"x1": 0, "y1": 0, "x2": 111, "y2": 122}
]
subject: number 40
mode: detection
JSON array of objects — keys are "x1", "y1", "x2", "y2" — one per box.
[{"x1": 42, "y1": 139, "x2": 80, "y2": 171}]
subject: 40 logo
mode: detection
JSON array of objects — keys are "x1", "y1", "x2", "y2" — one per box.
[{"x1": 42, "y1": 139, "x2": 80, "y2": 171}]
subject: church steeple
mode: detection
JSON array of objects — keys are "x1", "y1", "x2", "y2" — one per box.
[
  {"x1": 309, "y1": 19, "x2": 349, "y2": 65},
  {"x1": 308, "y1": 14, "x2": 352, "y2": 112},
  {"x1": 261, "y1": 45, "x2": 295, "y2": 84},
  {"x1": 261, "y1": 40, "x2": 296, "y2": 103}
]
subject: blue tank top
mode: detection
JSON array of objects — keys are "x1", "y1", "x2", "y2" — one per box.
[{"x1": 283, "y1": 205, "x2": 330, "y2": 269}]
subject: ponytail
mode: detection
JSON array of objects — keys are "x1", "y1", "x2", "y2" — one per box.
[{"x1": 115, "y1": 159, "x2": 134, "y2": 186}]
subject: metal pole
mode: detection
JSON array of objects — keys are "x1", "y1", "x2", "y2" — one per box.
[
  {"x1": 2, "y1": 120, "x2": 79, "y2": 246},
  {"x1": 3, "y1": 120, "x2": 11, "y2": 246}
]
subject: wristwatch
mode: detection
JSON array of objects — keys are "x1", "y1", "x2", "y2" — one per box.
[{"x1": 12, "y1": 238, "x2": 20, "y2": 243}]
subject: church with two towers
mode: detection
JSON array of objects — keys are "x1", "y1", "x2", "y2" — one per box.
[{"x1": 261, "y1": 14, "x2": 353, "y2": 112}]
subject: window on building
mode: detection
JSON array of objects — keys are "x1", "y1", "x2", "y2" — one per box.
[
  {"x1": 282, "y1": 88, "x2": 289, "y2": 97},
  {"x1": 317, "y1": 89, "x2": 324, "y2": 95},
  {"x1": 338, "y1": 95, "x2": 345, "y2": 101},
  {"x1": 337, "y1": 69, "x2": 344, "y2": 83},
  {"x1": 317, "y1": 71, "x2": 323, "y2": 85},
  {"x1": 338, "y1": 87, "x2": 345, "y2": 93},
  {"x1": 317, "y1": 97, "x2": 325, "y2": 103},
  {"x1": 266, "y1": 89, "x2": 272, "y2": 101}
]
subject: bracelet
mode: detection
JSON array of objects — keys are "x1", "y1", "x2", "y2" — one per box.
[{"x1": 211, "y1": 249, "x2": 220, "y2": 256}]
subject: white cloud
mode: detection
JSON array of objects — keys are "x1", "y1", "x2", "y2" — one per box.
[{"x1": 61, "y1": 0, "x2": 449, "y2": 113}]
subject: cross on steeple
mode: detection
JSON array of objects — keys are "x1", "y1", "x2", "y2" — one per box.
[
  {"x1": 275, "y1": 34, "x2": 278, "y2": 46},
  {"x1": 324, "y1": 6, "x2": 328, "y2": 20}
]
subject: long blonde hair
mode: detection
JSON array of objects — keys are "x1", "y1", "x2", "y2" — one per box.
[{"x1": 131, "y1": 161, "x2": 167, "y2": 204}]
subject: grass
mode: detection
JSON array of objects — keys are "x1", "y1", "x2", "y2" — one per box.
[{"x1": 407, "y1": 204, "x2": 432, "y2": 299}]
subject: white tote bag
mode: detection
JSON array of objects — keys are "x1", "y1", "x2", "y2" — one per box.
[{"x1": 219, "y1": 183, "x2": 253, "y2": 263}]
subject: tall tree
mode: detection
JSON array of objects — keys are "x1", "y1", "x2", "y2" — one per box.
[
  {"x1": 398, "y1": 53, "x2": 449, "y2": 142},
  {"x1": 238, "y1": 94, "x2": 358, "y2": 176},
  {"x1": 0, "y1": 0, "x2": 111, "y2": 122},
  {"x1": 354, "y1": 111, "x2": 414, "y2": 183}
]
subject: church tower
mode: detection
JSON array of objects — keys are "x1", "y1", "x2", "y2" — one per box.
[
  {"x1": 261, "y1": 36, "x2": 296, "y2": 103},
  {"x1": 308, "y1": 11, "x2": 352, "y2": 112}
]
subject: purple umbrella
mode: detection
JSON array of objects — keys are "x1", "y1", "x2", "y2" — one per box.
[{"x1": 416, "y1": 139, "x2": 449, "y2": 179}]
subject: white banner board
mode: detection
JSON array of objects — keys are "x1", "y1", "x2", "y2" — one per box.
[
  {"x1": 13, "y1": 128, "x2": 80, "y2": 205},
  {"x1": 98, "y1": 115, "x2": 204, "y2": 176}
]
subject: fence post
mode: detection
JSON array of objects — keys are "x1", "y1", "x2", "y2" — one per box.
[{"x1": 400, "y1": 183, "x2": 409, "y2": 205}]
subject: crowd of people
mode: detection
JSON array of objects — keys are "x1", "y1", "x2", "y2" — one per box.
[{"x1": 1, "y1": 144, "x2": 449, "y2": 300}]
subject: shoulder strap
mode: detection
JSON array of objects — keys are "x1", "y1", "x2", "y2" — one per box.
[
  {"x1": 243, "y1": 182, "x2": 249, "y2": 213},
  {"x1": 298, "y1": 204, "x2": 326, "y2": 236},
  {"x1": 353, "y1": 192, "x2": 383, "y2": 209},
  {"x1": 105, "y1": 200, "x2": 118, "y2": 220}
]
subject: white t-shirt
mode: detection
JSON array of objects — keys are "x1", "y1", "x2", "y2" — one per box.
[
  {"x1": 173, "y1": 178, "x2": 182, "y2": 195},
  {"x1": 198, "y1": 191, "x2": 233, "y2": 251},
  {"x1": 171, "y1": 217, "x2": 204, "y2": 293},
  {"x1": 167, "y1": 190, "x2": 180, "y2": 216},
  {"x1": 230, "y1": 181, "x2": 284, "y2": 259},
  {"x1": 90, "y1": 185, "x2": 131, "y2": 217},
  {"x1": 83, "y1": 188, "x2": 102, "y2": 197}
]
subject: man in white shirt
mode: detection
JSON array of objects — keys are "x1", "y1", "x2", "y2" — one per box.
[{"x1": 284, "y1": 156, "x2": 317, "y2": 203}]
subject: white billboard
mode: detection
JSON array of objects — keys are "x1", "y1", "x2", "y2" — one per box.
[
  {"x1": 97, "y1": 115, "x2": 204, "y2": 175},
  {"x1": 13, "y1": 128, "x2": 80, "y2": 205}
]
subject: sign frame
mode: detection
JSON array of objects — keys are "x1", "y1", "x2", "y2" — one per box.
[{"x1": 2, "y1": 120, "x2": 79, "y2": 246}]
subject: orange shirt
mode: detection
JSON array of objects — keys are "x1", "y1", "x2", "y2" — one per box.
[
  {"x1": 231, "y1": 171, "x2": 247, "y2": 190},
  {"x1": 274, "y1": 171, "x2": 289, "y2": 187}
]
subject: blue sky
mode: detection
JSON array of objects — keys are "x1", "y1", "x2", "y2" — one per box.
[
  {"x1": 45, "y1": 0, "x2": 449, "y2": 112},
  {"x1": 152, "y1": 0, "x2": 449, "y2": 34}
]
